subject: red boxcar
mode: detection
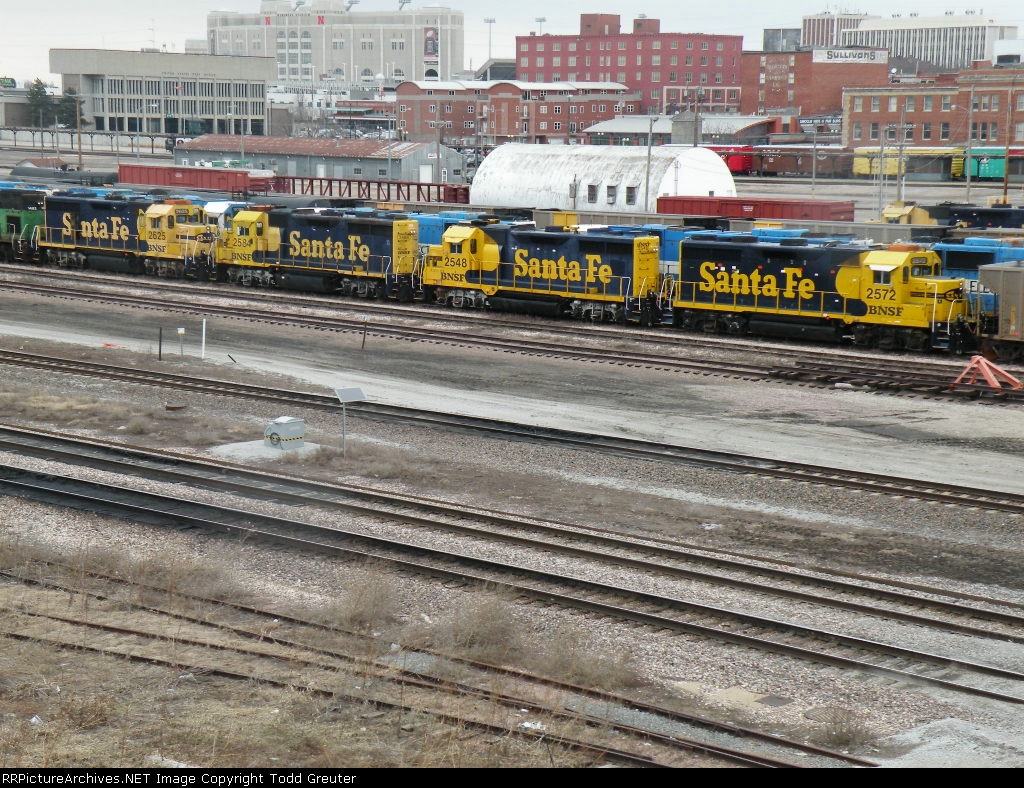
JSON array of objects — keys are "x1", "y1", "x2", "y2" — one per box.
[
  {"x1": 706, "y1": 146, "x2": 755, "y2": 175},
  {"x1": 656, "y1": 195, "x2": 854, "y2": 222},
  {"x1": 118, "y1": 164, "x2": 272, "y2": 194}
]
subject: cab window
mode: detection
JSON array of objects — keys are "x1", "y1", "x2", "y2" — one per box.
[
  {"x1": 255, "y1": 222, "x2": 264, "y2": 236},
  {"x1": 150, "y1": 218, "x2": 160, "y2": 229},
  {"x1": 167, "y1": 216, "x2": 175, "y2": 228},
  {"x1": 910, "y1": 264, "x2": 933, "y2": 277},
  {"x1": 470, "y1": 239, "x2": 477, "y2": 254},
  {"x1": 872, "y1": 270, "x2": 891, "y2": 285},
  {"x1": 449, "y1": 242, "x2": 463, "y2": 254},
  {"x1": 237, "y1": 225, "x2": 250, "y2": 237}
]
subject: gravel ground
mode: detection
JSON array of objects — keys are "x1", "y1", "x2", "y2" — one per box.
[{"x1": 3, "y1": 287, "x2": 1024, "y2": 763}]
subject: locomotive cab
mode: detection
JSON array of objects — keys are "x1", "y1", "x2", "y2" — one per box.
[
  {"x1": 835, "y1": 246, "x2": 969, "y2": 350},
  {"x1": 216, "y1": 210, "x2": 282, "y2": 271},
  {"x1": 422, "y1": 224, "x2": 502, "y2": 307},
  {"x1": 139, "y1": 201, "x2": 216, "y2": 279}
]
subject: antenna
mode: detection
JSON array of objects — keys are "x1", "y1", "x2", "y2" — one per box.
[
  {"x1": 346, "y1": 0, "x2": 359, "y2": 10},
  {"x1": 399, "y1": 0, "x2": 411, "y2": 8}
]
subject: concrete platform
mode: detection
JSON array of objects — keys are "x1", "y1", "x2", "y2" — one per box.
[{"x1": 206, "y1": 440, "x2": 320, "y2": 463}]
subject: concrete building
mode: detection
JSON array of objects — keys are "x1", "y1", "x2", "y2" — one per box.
[
  {"x1": 207, "y1": 1, "x2": 464, "y2": 87},
  {"x1": 0, "y1": 80, "x2": 31, "y2": 127},
  {"x1": 174, "y1": 134, "x2": 466, "y2": 183},
  {"x1": 469, "y1": 143, "x2": 736, "y2": 214},
  {"x1": 395, "y1": 80, "x2": 638, "y2": 147},
  {"x1": 802, "y1": 12, "x2": 877, "y2": 48},
  {"x1": 584, "y1": 113, "x2": 779, "y2": 146},
  {"x1": 49, "y1": 49, "x2": 276, "y2": 136},
  {"x1": 841, "y1": 15, "x2": 1017, "y2": 71},
  {"x1": 741, "y1": 48, "x2": 892, "y2": 118},
  {"x1": 515, "y1": 14, "x2": 743, "y2": 114},
  {"x1": 842, "y1": 64, "x2": 1024, "y2": 149}
]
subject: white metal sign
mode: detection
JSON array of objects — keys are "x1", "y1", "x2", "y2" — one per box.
[{"x1": 812, "y1": 49, "x2": 889, "y2": 64}]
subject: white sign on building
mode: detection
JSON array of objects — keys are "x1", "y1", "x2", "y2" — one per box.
[{"x1": 812, "y1": 48, "x2": 889, "y2": 64}]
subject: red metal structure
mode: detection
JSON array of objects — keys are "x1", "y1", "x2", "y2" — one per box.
[
  {"x1": 657, "y1": 195, "x2": 855, "y2": 222},
  {"x1": 950, "y1": 356, "x2": 1024, "y2": 391},
  {"x1": 268, "y1": 177, "x2": 470, "y2": 204},
  {"x1": 117, "y1": 164, "x2": 470, "y2": 204},
  {"x1": 706, "y1": 146, "x2": 756, "y2": 175}
]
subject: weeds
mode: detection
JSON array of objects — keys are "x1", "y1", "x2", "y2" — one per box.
[{"x1": 311, "y1": 562, "x2": 397, "y2": 631}]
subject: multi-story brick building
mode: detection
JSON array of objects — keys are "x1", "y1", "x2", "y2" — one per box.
[
  {"x1": 741, "y1": 48, "x2": 892, "y2": 118},
  {"x1": 514, "y1": 14, "x2": 742, "y2": 114},
  {"x1": 394, "y1": 80, "x2": 638, "y2": 147},
  {"x1": 841, "y1": 65, "x2": 1024, "y2": 149}
]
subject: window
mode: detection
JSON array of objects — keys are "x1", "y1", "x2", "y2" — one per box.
[
  {"x1": 428, "y1": 104, "x2": 436, "y2": 113},
  {"x1": 717, "y1": 42, "x2": 724, "y2": 51},
  {"x1": 886, "y1": 125, "x2": 896, "y2": 141},
  {"x1": 445, "y1": 104, "x2": 452, "y2": 112},
  {"x1": 871, "y1": 96, "x2": 880, "y2": 112},
  {"x1": 569, "y1": 105, "x2": 577, "y2": 113},
  {"x1": 540, "y1": 105, "x2": 548, "y2": 114},
  {"x1": 715, "y1": 57, "x2": 722, "y2": 66},
  {"x1": 569, "y1": 56, "x2": 576, "y2": 66},
  {"x1": 536, "y1": 43, "x2": 544, "y2": 52},
  {"x1": 670, "y1": 55, "x2": 678, "y2": 65},
  {"x1": 992, "y1": 95, "x2": 999, "y2": 112},
  {"x1": 670, "y1": 73, "x2": 677, "y2": 83},
  {"x1": 587, "y1": 184, "x2": 598, "y2": 203},
  {"x1": 942, "y1": 96, "x2": 951, "y2": 111},
  {"x1": 981, "y1": 94, "x2": 989, "y2": 111},
  {"x1": 553, "y1": 122, "x2": 561, "y2": 130},
  {"x1": 464, "y1": 121, "x2": 474, "y2": 128},
  {"x1": 466, "y1": 105, "x2": 473, "y2": 113},
  {"x1": 653, "y1": 41, "x2": 662, "y2": 50},
  {"x1": 940, "y1": 122, "x2": 950, "y2": 140},
  {"x1": 717, "y1": 74, "x2": 724, "y2": 84},
  {"x1": 869, "y1": 122, "x2": 879, "y2": 140},
  {"x1": 922, "y1": 122, "x2": 932, "y2": 140},
  {"x1": 599, "y1": 104, "x2": 606, "y2": 112},
  {"x1": 671, "y1": 41, "x2": 678, "y2": 49},
  {"x1": 625, "y1": 186, "x2": 637, "y2": 205},
  {"x1": 635, "y1": 72, "x2": 642, "y2": 81},
  {"x1": 1018, "y1": 94, "x2": 1024, "y2": 111},
  {"x1": 617, "y1": 56, "x2": 626, "y2": 66},
  {"x1": 553, "y1": 105, "x2": 562, "y2": 113},
  {"x1": 700, "y1": 73, "x2": 708, "y2": 84},
  {"x1": 618, "y1": 41, "x2": 626, "y2": 50},
  {"x1": 873, "y1": 270, "x2": 891, "y2": 285},
  {"x1": 1016, "y1": 121, "x2": 1024, "y2": 141},
  {"x1": 539, "y1": 121, "x2": 547, "y2": 130},
  {"x1": 606, "y1": 185, "x2": 617, "y2": 204},
  {"x1": 991, "y1": 122, "x2": 998, "y2": 141},
  {"x1": 701, "y1": 42, "x2": 709, "y2": 50},
  {"x1": 553, "y1": 57, "x2": 561, "y2": 67},
  {"x1": 686, "y1": 41, "x2": 693, "y2": 49},
  {"x1": 923, "y1": 95, "x2": 933, "y2": 111},
  {"x1": 361, "y1": 40, "x2": 373, "y2": 50},
  {"x1": 521, "y1": 43, "x2": 528, "y2": 51},
  {"x1": 521, "y1": 57, "x2": 528, "y2": 67},
  {"x1": 536, "y1": 57, "x2": 544, "y2": 67},
  {"x1": 636, "y1": 55, "x2": 643, "y2": 66},
  {"x1": 853, "y1": 96, "x2": 863, "y2": 112},
  {"x1": 685, "y1": 72, "x2": 692, "y2": 83},
  {"x1": 852, "y1": 122, "x2": 862, "y2": 140},
  {"x1": 391, "y1": 40, "x2": 405, "y2": 50},
  {"x1": 686, "y1": 55, "x2": 693, "y2": 66},
  {"x1": 626, "y1": 104, "x2": 634, "y2": 112},
  {"x1": 636, "y1": 41, "x2": 642, "y2": 50},
  {"x1": 700, "y1": 56, "x2": 708, "y2": 66},
  {"x1": 906, "y1": 96, "x2": 915, "y2": 112},
  {"x1": 553, "y1": 43, "x2": 561, "y2": 51}
]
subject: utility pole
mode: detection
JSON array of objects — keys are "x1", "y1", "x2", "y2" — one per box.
[
  {"x1": 1003, "y1": 79, "x2": 1016, "y2": 204},
  {"x1": 811, "y1": 126, "x2": 817, "y2": 200},
  {"x1": 76, "y1": 99, "x2": 82, "y2": 171},
  {"x1": 897, "y1": 105, "x2": 908, "y2": 202},
  {"x1": 966, "y1": 84, "x2": 975, "y2": 204},
  {"x1": 435, "y1": 96, "x2": 441, "y2": 183},
  {"x1": 877, "y1": 129, "x2": 886, "y2": 219},
  {"x1": 644, "y1": 111, "x2": 655, "y2": 213}
]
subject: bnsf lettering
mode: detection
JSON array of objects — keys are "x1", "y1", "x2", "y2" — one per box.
[
  {"x1": 288, "y1": 231, "x2": 369, "y2": 262},
  {"x1": 698, "y1": 262, "x2": 815, "y2": 299},
  {"x1": 513, "y1": 249, "x2": 613, "y2": 285},
  {"x1": 62, "y1": 212, "x2": 130, "y2": 241},
  {"x1": 231, "y1": 252, "x2": 254, "y2": 262},
  {"x1": 868, "y1": 305, "x2": 904, "y2": 316}
]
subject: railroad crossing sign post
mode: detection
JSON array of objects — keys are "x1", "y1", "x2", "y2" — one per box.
[
  {"x1": 177, "y1": 328, "x2": 185, "y2": 362},
  {"x1": 334, "y1": 386, "x2": 367, "y2": 459}
]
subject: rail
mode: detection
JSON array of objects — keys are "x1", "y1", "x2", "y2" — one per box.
[{"x1": 270, "y1": 177, "x2": 470, "y2": 204}]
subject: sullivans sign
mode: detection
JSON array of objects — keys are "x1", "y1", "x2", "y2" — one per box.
[{"x1": 812, "y1": 48, "x2": 889, "y2": 64}]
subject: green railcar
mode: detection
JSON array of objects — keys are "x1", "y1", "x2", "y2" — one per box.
[{"x1": 0, "y1": 186, "x2": 47, "y2": 261}]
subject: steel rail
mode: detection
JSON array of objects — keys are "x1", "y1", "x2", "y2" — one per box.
[
  {"x1": 1, "y1": 349, "x2": 1023, "y2": 514},
  {"x1": 2, "y1": 424, "x2": 1021, "y2": 642},
  {"x1": 3, "y1": 466, "x2": 1024, "y2": 707}
]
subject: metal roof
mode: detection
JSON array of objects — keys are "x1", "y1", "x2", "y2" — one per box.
[
  {"x1": 401, "y1": 80, "x2": 629, "y2": 92},
  {"x1": 178, "y1": 135, "x2": 432, "y2": 159},
  {"x1": 584, "y1": 117, "x2": 676, "y2": 134}
]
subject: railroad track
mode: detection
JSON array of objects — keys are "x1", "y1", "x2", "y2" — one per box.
[
  {"x1": 2, "y1": 462, "x2": 1023, "y2": 709},
  {"x1": 2, "y1": 269, "x2": 1014, "y2": 401},
  {"x1": 1, "y1": 349, "x2": 1023, "y2": 513},
  {"x1": 3, "y1": 424, "x2": 1024, "y2": 649},
  {"x1": 2, "y1": 556, "x2": 869, "y2": 768}
]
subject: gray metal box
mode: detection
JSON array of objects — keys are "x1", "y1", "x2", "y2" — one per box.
[
  {"x1": 264, "y1": 416, "x2": 305, "y2": 450},
  {"x1": 980, "y1": 262, "x2": 1024, "y2": 342}
]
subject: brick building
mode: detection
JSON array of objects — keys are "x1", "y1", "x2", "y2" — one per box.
[
  {"x1": 395, "y1": 80, "x2": 638, "y2": 147},
  {"x1": 741, "y1": 48, "x2": 892, "y2": 119},
  {"x1": 841, "y1": 65, "x2": 1024, "y2": 149},
  {"x1": 514, "y1": 14, "x2": 742, "y2": 114}
]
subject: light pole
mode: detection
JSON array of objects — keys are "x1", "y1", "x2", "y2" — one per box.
[
  {"x1": 965, "y1": 84, "x2": 975, "y2": 204},
  {"x1": 484, "y1": 18, "x2": 496, "y2": 62},
  {"x1": 535, "y1": 17, "x2": 546, "y2": 36},
  {"x1": 1003, "y1": 77, "x2": 1016, "y2": 205}
]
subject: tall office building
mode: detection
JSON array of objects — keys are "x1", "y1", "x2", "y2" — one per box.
[
  {"x1": 841, "y1": 14, "x2": 1017, "y2": 71},
  {"x1": 802, "y1": 12, "x2": 876, "y2": 47},
  {"x1": 207, "y1": 0, "x2": 464, "y2": 87}
]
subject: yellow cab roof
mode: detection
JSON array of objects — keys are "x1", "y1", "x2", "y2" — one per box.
[
  {"x1": 441, "y1": 224, "x2": 478, "y2": 243},
  {"x1": 866, "y1": 249, "x2": 938, "y2": 271},
  {"x1": 232, "y1": 210, "x2": 266, "y2": 223}
]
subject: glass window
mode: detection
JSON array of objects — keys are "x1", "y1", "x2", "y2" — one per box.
[
  {"x1": 906, "y1": 96, "x2": 915, "y2": 112},
  {"x1": 922, "y1": 122, "x2": 932, "y2": 140},
  {"x1": 869, "y1": 122, "x2": 879, "y2": 140},
  {"x1": 940, "y1": 122, "x2": 950, "y2": 140},
  {"x1": 923, "y1": 95, "x2": 933, "y2": 111},
  {"x1": 853, "y1": 96, "x2": 863, "y2": 112},
  {"x1": 606, "y1": 185, "x2": 617, "y2": 204},
  {"x1": 873, "y1": 270, "x2": 891, "y2": 285},
  {"x1": 941, "y1": 96, "x2": 951, "y2": 111},
  {"x1": 888, "y1": 96, "x2": 897, "y2": 112},
  {"x1": 626, "y1": 186, "x2": 637, "y2": 204},
  {"x1": 852, "y1": 122, "x2": 862, "y2": 140},
  {"x1": 587, "y1": 184, "x2": 598, "y2": 203},
  {"x1": 871, "y1": 96, "x2": 880, "y2": 112}
]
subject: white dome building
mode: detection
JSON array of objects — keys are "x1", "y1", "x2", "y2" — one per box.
[{"x1": 469, "y1": 144, "x2": 736, "y2": 214}]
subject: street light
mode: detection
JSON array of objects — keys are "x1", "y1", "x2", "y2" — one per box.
[
  {"x1": 484, "y1": 18, "x2": 496, "y2": 62},
  {"x1": 535, "y1": 17, "x2": 546, "y2": 35}
]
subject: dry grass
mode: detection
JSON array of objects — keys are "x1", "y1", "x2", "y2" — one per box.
[
  {"x1": 531, "y1": 625, "x2": 640, "y2": 691},
  {"x1": 308, "y1": 561, "x2": 398, "y2": 632},
  {"x1": 282, "y1": 441, "x2": 440, "y2": 484},
  {"x1": 0, "y1": 385, "x2": 255, "y2": 447},
  {"x1": 821, "y1": 709, "x2": 874, "y2": 749}
]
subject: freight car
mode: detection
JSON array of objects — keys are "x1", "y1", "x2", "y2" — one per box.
[
  {"x1": 421, "y1": 223, "x2": 661, "y2": 324},
  {"x1": 706, "y1": 146, "x2": 756, "y2": 175},
  {"x1": 751, "y1": 146, "x2": 854, "y2": 178},
  {"x1": 978, "y1": 262, "x2": 1024, "y2": 360},
  {"x1": 215, "y1": 207, "x2": 419, "y2": 299},
  {"x1": 657, "y1": 195, "x2": 855, "y2": 222},
  {"x1": 932, "y1": 237, "x2": 1024, "y2": 314},
  {"x1": 670, "y1": 237, "x2": 969, "y2": 351},
  {"x1": 0, "y1": 184, "x2": 47, "y2": 262}
]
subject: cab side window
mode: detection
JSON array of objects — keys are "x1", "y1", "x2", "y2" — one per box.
[
  {"x1": 237, "y1": 225, "x2": 250, "y2": 237},
  {"x1": 255, "y1": 222, "x2": 264, "y2": 237},
  {"x1": 470, "y1": 239, "x2": 477, "y2": 254},
  {"x1": 449, "y1": 242, "x2": 463, "y2": 254},
  {"x1": 167, "y1": 216, "x2": 175, "y2": 228},
  {"x1": 873, "y1": 270, "x2": 891, "y2": 285},
  {"x1": 150, "y1": 218, "x2": 160, "y2": 229}
]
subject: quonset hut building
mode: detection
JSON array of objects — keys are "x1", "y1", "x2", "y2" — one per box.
[{"x1": 469, "y1": 144, "x2": 736, "y2": 215}]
